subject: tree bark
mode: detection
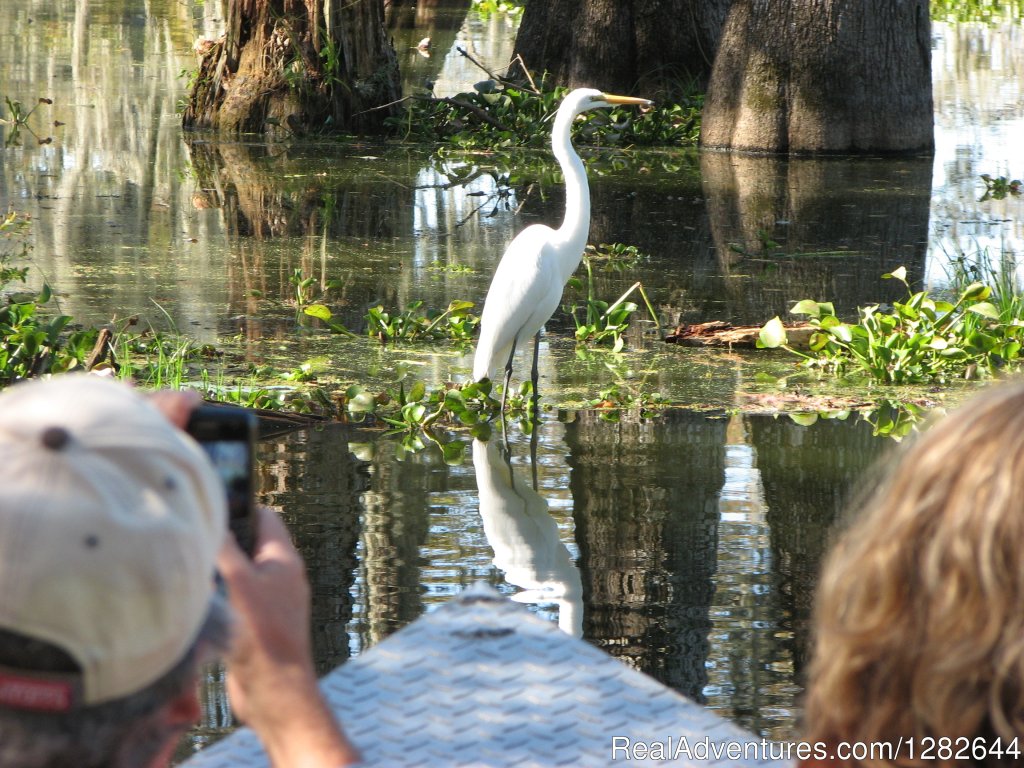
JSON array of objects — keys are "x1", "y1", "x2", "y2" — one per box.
[
  {"x1": 511, "y1": 0, "x2": 730, "y2": 94},
  {"x1": 701, "y1": 0, "x2": 934, "y2": 153},
  {"x1": 183, "y1": 0, "x2": 400, "y2": 136}
]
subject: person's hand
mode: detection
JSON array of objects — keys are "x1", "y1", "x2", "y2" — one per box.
[
  {"x1": 146, "y1": 388, "x2": 202, "y2": 429},
  {"x1": 146, "y1": 391, "x2": 357, "y2": 765},
  {"x1": 218, "y1": 507, "x2": 359, "y2": 768}
]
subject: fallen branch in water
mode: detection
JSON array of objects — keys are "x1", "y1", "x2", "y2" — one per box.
[{"x1": 665, "y1": 321, "x2": 814, "y2": 348}]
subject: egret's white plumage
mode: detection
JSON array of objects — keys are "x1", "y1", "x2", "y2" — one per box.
[
  {"x1": 472, "y1": 88, "x2": 651, "y2": 407},
  {"x1": 473, "y1": 438, "x2": 583, "y2": 637}
]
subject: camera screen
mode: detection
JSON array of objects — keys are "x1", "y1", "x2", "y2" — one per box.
[{"x1": 198, "y1": 439, "x2": 251, "y2": 519}]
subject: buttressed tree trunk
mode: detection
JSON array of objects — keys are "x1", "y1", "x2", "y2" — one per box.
[
  {"x1": 512, "y1": 0, "x2": 731, "y2": 94},
  {"x1": 701, "y1": 0, "x2": 934, "y2": 153},
  {"x1": 183, "y1": 0, "x2": 400, "y2": 136}
]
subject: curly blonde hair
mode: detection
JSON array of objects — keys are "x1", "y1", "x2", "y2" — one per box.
[{"x1": 803, "y1": 382, "x2": 1024, "y2": 767}]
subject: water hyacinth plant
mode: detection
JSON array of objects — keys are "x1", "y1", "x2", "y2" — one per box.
[
  {"x1": 388, "y1": 81, "x2": 701, "y2": 149},
  {"x1": 758, "y1": 266, "x2": 1024, "y2": 384}
]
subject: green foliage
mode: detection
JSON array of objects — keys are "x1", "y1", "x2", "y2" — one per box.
[
  {"x1": 1, "y1": 96, "x2": 53, "y2": 146},
  {"x1": 980, "y1": 173, "x2": 1022, "y2": 201},
  {"x1": 365, "y1": 299, "x2": 478, "y2": 343},
  {"x1": 566, "y1": 258, "x2": 633, "y2": 351},
  {"x1": 280, "y1": 360, "x2": 318, "y2": 383},
  {"x1": 565, "y1": 251, "x2": 660, "y2": 349},
  {"x1": 471, "y1": 0, "x2": 524, "y2": 19},
  {"x1": 214, "y1": 386, "x2": 286, "y2": 410},
  {"x1": 931, "y1": 0, "x2": 1022, "y2": 23},
  {"x1": 116, "y1": 329, "x2": 207, "y2": 390},
  {"x1": 338, "y1": 375, "x2": 556, "y2": 457},
  {"x1": 296, "y1": 283, "x2": 479, "y2": 342},
  {"x1": 588, "y1": 383, "x2": 667, "y2": 421},
  {"x1": 290, "y1": 268, "x2": 319, "y2": 310},
  {"x1": 387, "y1": 83, "x2": 701, "y2": 148},
  {"x1": 344, "y1": 377, "x2": 501, "y2": 456},
  {"x1": 0, "y1": 260, "x2": 28, "y2": 286},
  {"x1": 289, "y1": 268, "x2": 349, "y2": 327},
  {"x1": 0, "y1": 209, "x2": 31, "y2": 285},
  {"x1": 0, "y1": 288, "x2": 80, "y2": 383},
  {"x1": 0, "y1": 212, "x2": 241, "y2": 391},
  {"x1": 177, "y1": 68, "x2": 207, "y2": 114},
  {"x1": 863, "y1": 400, "x2": 930, "y2": 440},
  {"x1": 585, "y1": 242, "x2": 648, "y2": 272},
  {"x1": 318, "y1": 31, "x2": 344, "y2": 91},
  {"x1": 500, "y1": 380, "x2": 539, "y2": 432},
  {"x1": 759, "y1": 265, "x2": 1024, "y2": 384},
  {"x1": 0, "y1": 213, "x2": 95, "y2": 383},
  {"x1": 428, "y1": 260, "x2": 475, "y2": 275}
]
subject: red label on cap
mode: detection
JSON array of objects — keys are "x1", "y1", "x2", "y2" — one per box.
[{"x1": 0, "y1": 671, "x2": 73, "y2": 711}]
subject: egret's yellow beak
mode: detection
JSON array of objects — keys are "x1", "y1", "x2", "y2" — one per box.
[{"x1": 601, "y1": 93, "x2": 653, "y2": 107}]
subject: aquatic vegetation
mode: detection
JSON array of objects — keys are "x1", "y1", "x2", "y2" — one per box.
[
  {"x1": 0, "y1": 209, "x2": 30, "y2": 284},
  {"x1": 298, "y1": 280, "x2": 479, "y2": 342},
  {"x1": 931, "y1": 0, "x2": 1023, "y2": 23},
  {"x1": 862, "y1": 400, "x2": 931, "y2": 440},
  {"x1": 0, "y1": 285, "x2": 85, "y2": 384},
  {"x1": 344, "y1": 378, "x2": 499, "y2": 433},
  {"x1": 197, "y1": 366, "x2": 289, "y2": 411},
  {"x1": 979, "y1": 173, "x2": 1021, "y2": 201},
  {"x1": 759, "y1": 266, "x2": 1024, "y2": 384},
  {"x1": 117, "y1": 330, "x2": 202, "y2": 390},
  {"x1": 365, "y1": 299, "x2": 479, "y2": 343},
  {"x1": 585, "y1": 242, "x2": 649, "y2": 273},
  {"x1": 588, "y1": 383, "x2": 668, "y2": 421},
  {"x1": 5, "y1": 198, "x2": 1017, "y2": 456},
  {"x1": 567, "y1": 284, "x2": 637, "y2": 351},
  {"x1": 387, "y1": 82, "x2": 701, "y2": 148},
  {"x1": 428, "y1": 260, "x2": 475, "y2": 275},
  {"x1": 287, "y1": 268, "x2": 351, "y2": 330},
  {"x1": 0, "y1": 96, "x2": 54, "y2": 147},
  {"x1": 565, "y1": 251, "x2": 660, "y2": 350},
  {"x1": 0, "y1": 214, "x2": 93, "y2": 383},
  {"x1": 470, "y1": 0, "x2": 524, "y2": 20}
]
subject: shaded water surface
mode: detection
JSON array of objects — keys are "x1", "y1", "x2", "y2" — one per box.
[{"x1": 1, "y1": 0, "x2": 1023, "y2": 758}]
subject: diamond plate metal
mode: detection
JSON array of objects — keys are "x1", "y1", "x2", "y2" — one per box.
[{"x1": 183, "y1": 584, "x2": 791, "y2": 767}]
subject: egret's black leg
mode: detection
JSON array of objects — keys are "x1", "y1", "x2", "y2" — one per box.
[
  {"x1": 501, "y1": 434, "x2": 515, "y2": 487},
  {"x1": 500, "y1": 342, "x2": 516, "y2": 416},
  {"x1": 529, "y1": 422, "x2": 539, "y2": 491},
  {"x1": 530, "y1": 330, "x2": 541, "y2": 418},
  {"x1": 500, "y1": 341, "x2": 516, "y2": 448}
]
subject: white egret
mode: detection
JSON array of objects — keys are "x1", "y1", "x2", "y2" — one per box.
[
  {"x1": 473, "y1": 438, "x2": 583, "y2": 637},
  {"x1": 472, "y1": 88, "x2": 652, "y2": 413}
]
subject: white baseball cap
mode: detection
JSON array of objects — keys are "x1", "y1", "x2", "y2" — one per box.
[{"x1": 0, "y1": 375, "x2": 226, "y2": 710}]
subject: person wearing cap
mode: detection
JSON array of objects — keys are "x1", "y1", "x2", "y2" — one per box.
[{"x1": 0, "y1": 375, "x2": 358, "y2": 767}]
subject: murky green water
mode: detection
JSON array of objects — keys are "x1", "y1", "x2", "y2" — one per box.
[{"x1": 2, "y1": 0, "x2": 1023, "y2": 758}]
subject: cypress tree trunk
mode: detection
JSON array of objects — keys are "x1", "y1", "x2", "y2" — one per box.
[
  {"x1": 511, "y1": 0, "x2": 730, "y2": 94},
  {"x1": 183, "y1": 0, "x2": 400, "y2": 136},
  {"x1": 701, "y1": 0, "x2": 933, "y2": 153}
]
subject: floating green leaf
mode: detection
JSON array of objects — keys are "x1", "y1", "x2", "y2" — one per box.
[
  {"x1": 304, "y1": 304, "x2": 333, "y2": 322},
  {"x1": 757, "y1": 317, "x2": 787, "y2": 349}
]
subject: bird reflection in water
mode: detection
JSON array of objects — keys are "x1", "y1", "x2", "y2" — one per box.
[{"x1": 472, "y1": 438, "x2": 583, "y2": 637}]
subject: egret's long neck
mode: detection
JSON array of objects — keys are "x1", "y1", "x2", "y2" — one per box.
[{"x1": 552, "y1": 107, "x2": 590, "y2": 279}]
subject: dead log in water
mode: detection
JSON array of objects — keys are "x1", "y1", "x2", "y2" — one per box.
[{"x1": 665, "y1": 320, "x2": 814, "y2": 348}]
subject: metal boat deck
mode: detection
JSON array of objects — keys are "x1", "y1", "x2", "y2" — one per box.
[{"x1": 183, "y1": 584, "x2": 790, "y2": 767}]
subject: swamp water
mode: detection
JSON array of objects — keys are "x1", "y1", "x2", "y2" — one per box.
[{"x1": 0, "y1": 0, "x2": 1022, "y2": 756}]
